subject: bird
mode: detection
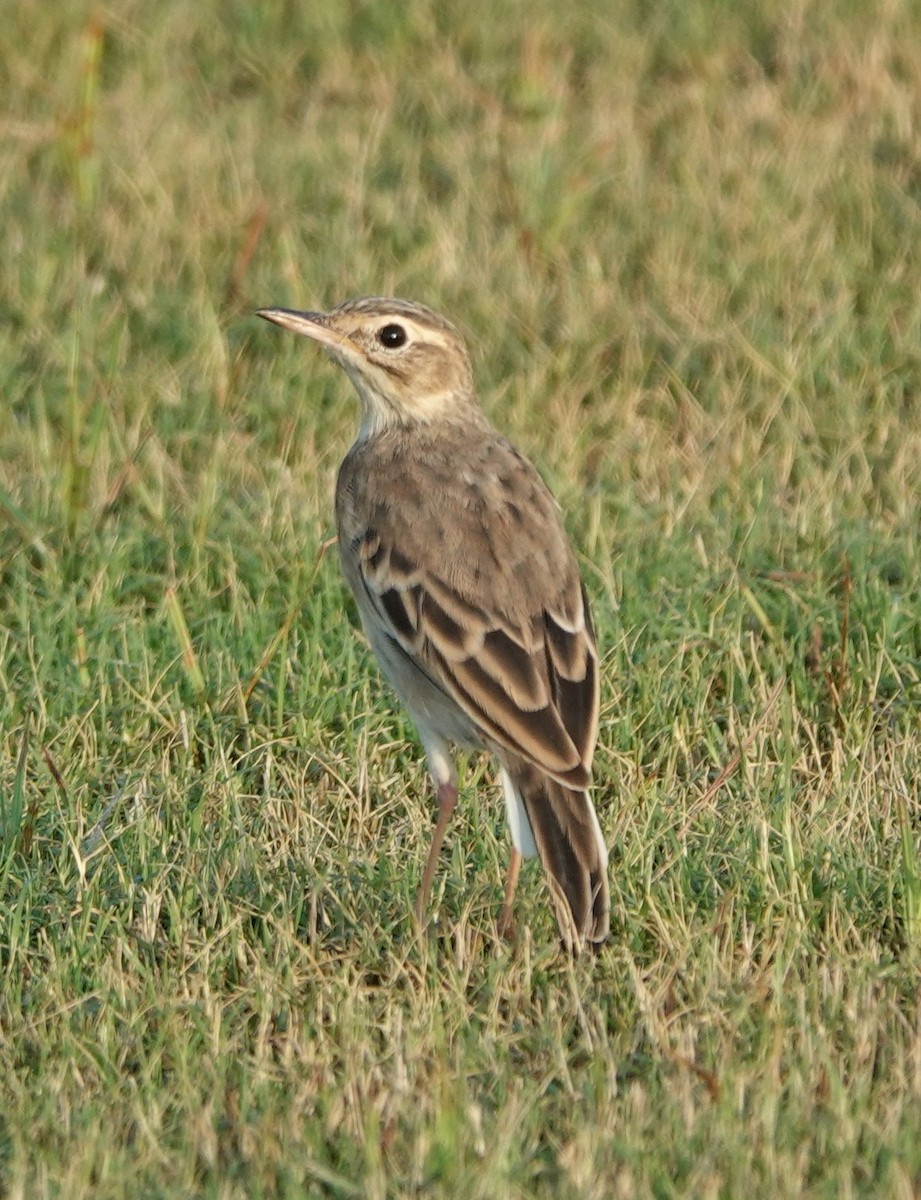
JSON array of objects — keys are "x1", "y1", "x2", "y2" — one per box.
[{"x1": 256, "y1": 297, "x2": 609, "y2": 952}]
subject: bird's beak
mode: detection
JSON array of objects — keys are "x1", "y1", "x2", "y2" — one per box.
[{"x1": 256, "y1": 307, "x2": 356, "y2": 356}]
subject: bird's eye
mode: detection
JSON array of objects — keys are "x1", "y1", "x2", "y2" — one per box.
[{"x1": 378, "y1": 323, "x2": 407, "y2": 348}]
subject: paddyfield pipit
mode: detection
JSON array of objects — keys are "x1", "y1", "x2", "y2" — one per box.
[{"x1": 257, "y1": 297, "x2": 609, "y2": 952}]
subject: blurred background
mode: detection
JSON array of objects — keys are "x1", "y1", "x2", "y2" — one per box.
[{"x1": 6, "y1": 0, "x2": 921, "y2": 541}]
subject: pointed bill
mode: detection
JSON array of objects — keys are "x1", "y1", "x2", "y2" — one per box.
[{"x1": 256, "y1": 307, "x2": 357, "y2": 356}]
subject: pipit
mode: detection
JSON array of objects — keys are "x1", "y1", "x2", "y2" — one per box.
[{"x1": 257, "y1": 297, "x2": 609, "y2": 952}]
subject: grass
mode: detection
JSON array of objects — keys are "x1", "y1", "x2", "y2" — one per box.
[{"x1": 2, "y1": 0, "x2": 921, "y2": 1195}]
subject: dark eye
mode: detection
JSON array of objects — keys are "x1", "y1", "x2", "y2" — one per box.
[{"x1": 378, "y1": 323, "x2": 407, "y2": 348}]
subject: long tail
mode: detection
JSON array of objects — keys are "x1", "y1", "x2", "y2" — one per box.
[{"x1": 504, "y1": 759, "x2": 609, "y2": 952}]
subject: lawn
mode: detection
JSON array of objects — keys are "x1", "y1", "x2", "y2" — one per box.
[{"x1": 1, "y1": 1, "x2": 920, "y2": 1196}]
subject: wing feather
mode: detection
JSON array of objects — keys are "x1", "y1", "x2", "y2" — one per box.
[{"x1": 351, "y1": 534, "x2": 597, "y2": 789}]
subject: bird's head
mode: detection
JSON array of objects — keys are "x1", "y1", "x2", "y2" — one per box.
[{"x1": 257, "y1": 297, "x2": 481, "y2": 437}]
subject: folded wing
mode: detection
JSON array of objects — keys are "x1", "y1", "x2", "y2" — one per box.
[{"x1": 352, "y1": 521, "x2": 599, "y2": 790}]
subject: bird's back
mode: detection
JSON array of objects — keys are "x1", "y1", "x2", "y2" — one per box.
[{"x1": 336, "y1": 421, "x2": 580, "y2": 626}]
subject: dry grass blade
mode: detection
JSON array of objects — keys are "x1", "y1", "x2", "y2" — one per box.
[{"x1": 676, "y1": 675, "x2": 787, "y2": 840}]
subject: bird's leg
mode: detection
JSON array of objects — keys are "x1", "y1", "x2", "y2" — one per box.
[
  {"x1": 414, "y1": 780, "x2": 458, "y2": 924},
  {"x1": 496, "y1": 847, "x2": 522, "y2": 941}
]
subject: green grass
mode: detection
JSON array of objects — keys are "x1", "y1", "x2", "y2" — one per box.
[{"x1": 2, "y1": 1, "x2": 921, "y2": 1195}]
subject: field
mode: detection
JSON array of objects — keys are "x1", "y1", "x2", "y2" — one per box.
[{"x1": 2, "y1": 1, "x2": 920, "y2": 1196}]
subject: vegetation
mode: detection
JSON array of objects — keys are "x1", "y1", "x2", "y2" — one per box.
[{"x1": 2, "y1": 1, "x2": 919, "y2": 1195}]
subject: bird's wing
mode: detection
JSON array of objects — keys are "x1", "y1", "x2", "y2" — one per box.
[{"x1": 344, "y1": 463, "x2": 599, "y2": 790}]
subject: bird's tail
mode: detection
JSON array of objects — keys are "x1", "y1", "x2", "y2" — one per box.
[{"x1": 504, "y1": 759, "x2": 609, "y2": 952}]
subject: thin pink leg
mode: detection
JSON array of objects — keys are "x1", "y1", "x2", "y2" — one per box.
[
  {"x1": 496, "y1": 847, "x2": 523, "y2": 941},
  {"x1": 414, "y1": 781, "x2": 458, "y2": 924}
]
